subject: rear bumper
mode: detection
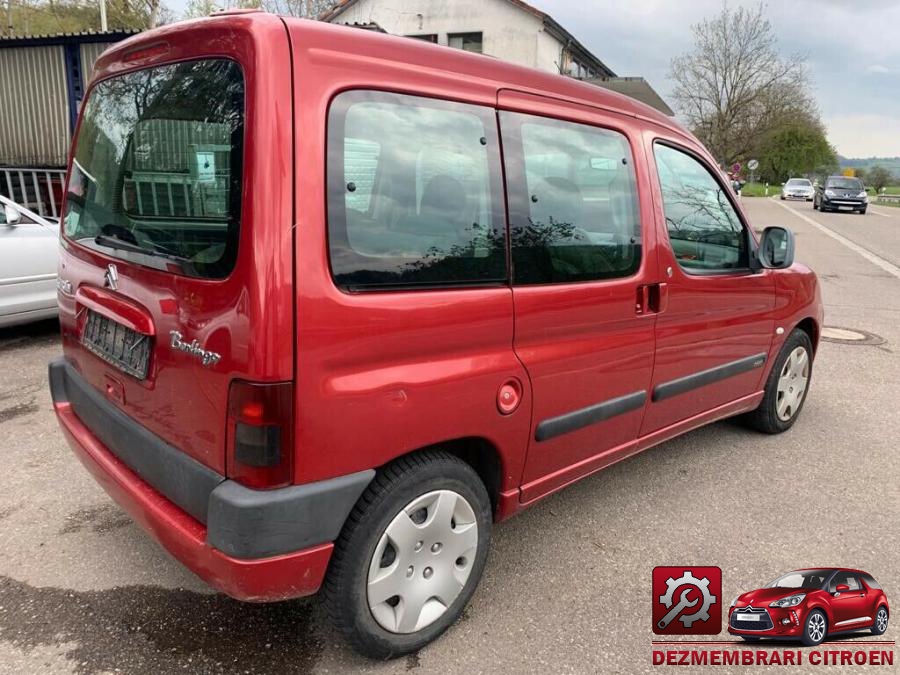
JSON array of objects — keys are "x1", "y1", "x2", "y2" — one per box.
[{"x1": 49, "y1": 358, "x2": 373, "y2": 601}]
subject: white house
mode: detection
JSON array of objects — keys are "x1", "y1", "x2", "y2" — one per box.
[{"x1": 320, "y1": 0, "x2": 673, "y2": 115}]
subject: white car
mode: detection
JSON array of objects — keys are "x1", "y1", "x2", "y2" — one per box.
[
  {"x1": 781, "y1": 178, "x2": 814, "y2": 201},
  {"x1": 0, "y1": 195, "x2": 59, "y2": 328}
]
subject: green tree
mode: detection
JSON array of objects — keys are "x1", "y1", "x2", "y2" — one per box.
[
  {"x1": 670, "y1": 2, "x2": 814, "y2": 166},
  {"x1": 867, "y1": 166, "x2": 894, "y2": 192},
  {"x1": 6, "y1": 0, "x2": 172, "y2": 35},
  {"x1": 756, "y1": 116, "x2": 836, "y2": 184}
]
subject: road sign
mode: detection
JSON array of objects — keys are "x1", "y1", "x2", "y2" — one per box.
[{"x1": 747, "y1": 159, "x2": 759, "y2": 171}]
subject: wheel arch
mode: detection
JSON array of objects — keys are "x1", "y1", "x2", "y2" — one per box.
[
  {"x1": 378, "y1": 437, "x2": 505, "y2": 518},
  {"x1": 795, "y1": 317, "x2": 820, "y2": 353}
]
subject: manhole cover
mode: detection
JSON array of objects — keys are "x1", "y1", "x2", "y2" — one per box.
[{"x1": 820, "y1": 326, "x2": 885, "y2": 346}]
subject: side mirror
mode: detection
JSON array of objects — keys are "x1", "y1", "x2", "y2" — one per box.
[
  {"x1": 759, "y1": 226, "x2": 795, "y2": 269},
  {"x1": 3, "y1": 204, "x2": 21, "y2": 225},
  {"x1": 835, "y1": 584, "x2": 850, "y2": 594}
]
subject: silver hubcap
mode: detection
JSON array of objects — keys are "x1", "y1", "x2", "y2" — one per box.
[
  {"x1": 367, "y1": 490, "x2": 478, "y2": 634},
  {"x1": 808, "y1": 613, "x2": 826, "y2": 642},
  {"x1": 776, "y1": 346, "x2": 810, "y2": 421},
  {"x1": 877, "y1": 609, "x2": 888, "y2": 632}
]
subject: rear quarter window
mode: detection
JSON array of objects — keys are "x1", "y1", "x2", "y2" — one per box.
[{"x1": 326, "y1": 90, "x2": 506, "y2": 291}]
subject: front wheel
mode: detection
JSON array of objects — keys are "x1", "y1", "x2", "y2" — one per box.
[
  {"x1": 744, "y1": 328, "x2": 813, "y2": 433},
  {"x1": 802, "y1": 610, "x2": 828, "y2": 646},
  {"x1": 859, "y1": 207, "x2": 867, "y2": 215},
  {"x1": 872, "y1": 606, "x2": 889, "y2": 635},
  {"x1": 324, "y1": 451, "x2": 492, "y2": 659},
  {"x1": 813, "y1": 200, "x2": 819, "y2": 210}
]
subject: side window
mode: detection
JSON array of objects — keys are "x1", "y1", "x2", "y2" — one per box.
[
  {"x1": 830, "y1": 572, "x2": 861, "y2": 592},
  {"x1": 654, "y1": 143, "x2": 749, "y2": 272},
  {"x1": 327, "y1": 91, "x2": 505, "y2": 290},
  {"x1": 860, "y1": 573, "x2": 881, "y2": 590},
  {"x1": 501, "y1": 112, "x2": 641, "y2": 284}
]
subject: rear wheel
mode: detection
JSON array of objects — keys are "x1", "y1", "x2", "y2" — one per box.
[
  {"x1": 872, "y1": 606, "x2": 888, "y2": 635},
  {"x1": 802, "y1": 610, "x2": 827, "y2": 646},
  {"x1": 324, "y1": 451, "x2": 492, "y2": 659},
  {"x1": 744, "y1": 328, "x2": 813, "y2": 433}
]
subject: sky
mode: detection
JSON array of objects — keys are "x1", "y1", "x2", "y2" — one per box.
[
  {"x1": 535, "y1": 0, "x2": 900, "y2": 158},
  {"x1": 163, "y1": 0, "x2": 900, "y2": 158}
]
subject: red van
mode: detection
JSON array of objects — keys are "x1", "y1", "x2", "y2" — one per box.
[{"x1": 49, "y1": 13, "x2": 822, "y2": 658}]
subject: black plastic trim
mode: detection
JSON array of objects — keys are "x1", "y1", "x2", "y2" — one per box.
[
  {"x1": 534, "y1": 390, "x2": 647, "y2": 442},
  {"x1": 49, "y1": 358, "x2": 375, "y2": 559},
  {"x1": 652, "y1": 353, "x2": 767, "y2": 402},
  {"x1": 49, "y1": 358, "x2": 223, "y2": 523},
  {"x1": 207, "y1": 469, "x2": 375, "y2": 559}
]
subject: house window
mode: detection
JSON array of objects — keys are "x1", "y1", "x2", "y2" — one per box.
[
  {"x1": 448, "y1": 32, "x2": 483, "y2": 53},
  {"x1": 406, "y1": 34, "x2": 438, "y2": 43}
]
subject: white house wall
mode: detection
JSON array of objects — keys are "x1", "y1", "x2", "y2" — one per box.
[{"x1": 333, "y1": 0, "x2": 563, "y2": 74}]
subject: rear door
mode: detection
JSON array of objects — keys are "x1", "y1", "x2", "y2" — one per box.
[
  {"x1": 640, "y1": 134, "x2": 775, "y2": 435},
  {"x1": 499, "y1": 91, "x2": 660, "y2": 502},
  {"x1": 57, "y1": 18, "x2": 294, "y2": 474}
]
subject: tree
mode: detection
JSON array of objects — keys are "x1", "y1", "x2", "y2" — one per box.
[
  {"x1": 258, "y1": 0, "x2": 331, "y2": 18},
  {"x1": 756, "y1": 115, "x2": 836, "y2": 183},
  {"x1": 670, "y1": 2, "x2": 815, "y2": 167},
  {"x1": 867, "y1": 166, "x2": 894, "y2": 192},
  {"x1": 6, "y1": 0, "x2": 172, "y2": 34}
]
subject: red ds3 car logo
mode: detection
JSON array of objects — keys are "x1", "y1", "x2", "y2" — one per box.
[{"x1": 653, "y1": 567, "x2": 722, "y2": 635}]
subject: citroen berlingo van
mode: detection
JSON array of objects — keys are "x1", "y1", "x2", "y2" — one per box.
[{"x1": 49, "y1": 12, "x2": 823, "y2": 658}]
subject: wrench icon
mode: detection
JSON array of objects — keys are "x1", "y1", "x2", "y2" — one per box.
[{"x1": 657, "y1": 588, "x2": 698, "y2": 629}]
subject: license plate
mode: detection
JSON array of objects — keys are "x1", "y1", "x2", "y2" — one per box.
[
  {"x1": 839, "y1": 206, "x2": 853, "y2": 210},
  {"x1": 82, "y1": 310, "x2": 152, "y2": 379},
  {"x1": 737, "y1": 614, "x2": 760, "y2": 622}
]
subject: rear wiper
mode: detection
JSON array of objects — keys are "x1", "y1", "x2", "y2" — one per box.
[{"x1": 94, "y1": 230, "x2": 192, "y2": 272}]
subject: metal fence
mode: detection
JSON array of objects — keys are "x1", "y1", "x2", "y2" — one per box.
[{"x1": 0, "y1": 167, "x2": 67, "y2": 219}]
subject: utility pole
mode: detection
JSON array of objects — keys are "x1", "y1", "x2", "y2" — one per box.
[{"x1": 99, "y1": 0, "x2": 107, "y2": 31}]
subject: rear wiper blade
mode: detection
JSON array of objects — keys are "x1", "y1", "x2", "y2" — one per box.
[{"x1": 94, "y1": 232, "x2": 192, "y2": 271}]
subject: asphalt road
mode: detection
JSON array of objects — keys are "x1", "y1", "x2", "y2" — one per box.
[{"x1": 0, "y1": 197, "x2": 897, "y2": 674}]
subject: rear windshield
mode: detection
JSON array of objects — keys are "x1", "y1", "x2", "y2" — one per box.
[
  {"x1": 63, "y1": 59, "x2": 244, "y2": 278},
  {"x1": 825, "y1": 177, "x2": 863, "y2": 190}
]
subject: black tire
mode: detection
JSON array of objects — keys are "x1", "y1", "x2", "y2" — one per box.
[
  {"x1": 801, "y1": 609, "x2": 828, "y2": 646},
  {"x1": 872, "y1": 605, "x2": 889, "y2": 635},
  {"x1": 324, "y1": 451, "x2": 492, "y2": 659},
  {"x1": 744, "y1": 328, "x2": 814, "y2": 434},
  {"x1": 859, "y1": 207, "x2": 867, "y2": 215},
  {"x1": 813, "y1": 200, "x2": 819, "y2": 210},
  {"x1": 780, "y1": 195, "x2": 785, "y2": 200}
]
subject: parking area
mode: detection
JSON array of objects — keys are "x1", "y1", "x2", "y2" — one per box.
[{"x1": 0, "y1": 197, "x2": 897, "y2": 673}]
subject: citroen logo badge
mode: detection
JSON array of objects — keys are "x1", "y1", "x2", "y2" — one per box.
[{"x1": 104, "y1": 264, "x2": 119, "y2": 290}]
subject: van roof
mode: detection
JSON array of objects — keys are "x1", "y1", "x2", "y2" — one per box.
[
  {"x1": 99, "y1": 14, "x2": 694, "y2": 146},
  {"x1": 287, "y1": 18, "x2": 689, "y2": 137}
]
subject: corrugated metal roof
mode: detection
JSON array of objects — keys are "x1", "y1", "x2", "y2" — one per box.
[
  {"x1": 0, "y1": 44, "x2": 70, "y2": 166},
  {"x1": 0, "y1": 30, "x2": 138, "y2": 47}
]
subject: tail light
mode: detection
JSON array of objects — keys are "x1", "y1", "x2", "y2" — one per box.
[{"x1": 226, "y1": 380, "x2": 293, "y2": 489}]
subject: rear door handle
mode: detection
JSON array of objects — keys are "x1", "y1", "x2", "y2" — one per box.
[{"x1": 636, "y1": 283, "x2": 668, "y2": 315}]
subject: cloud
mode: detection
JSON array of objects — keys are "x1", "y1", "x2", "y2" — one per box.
[
  {"x1": 825, "y1": 114, "x2": 900, "y2": 158},
  {"x1": 866, "y1": 64, "x2": 892, "y2": 74}
]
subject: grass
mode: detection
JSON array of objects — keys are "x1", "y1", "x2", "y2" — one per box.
[
  {"x1": 880, "y1": 186, "x2": 900, "y2": 195},
  {"x1": 740, "y1": 182, "x2": 779, "y2": 197}
]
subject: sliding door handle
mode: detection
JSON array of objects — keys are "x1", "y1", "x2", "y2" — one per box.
[{"x1": 636, "y1": 283, "x2": 668, "y2": 315}]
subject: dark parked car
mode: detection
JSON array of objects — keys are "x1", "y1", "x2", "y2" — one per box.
[{"x1": 814, "y1": 176, "x2": 868, "y2": 214}]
